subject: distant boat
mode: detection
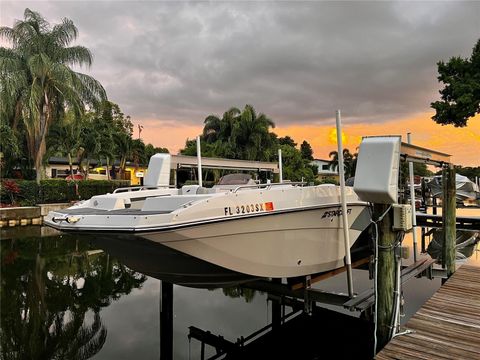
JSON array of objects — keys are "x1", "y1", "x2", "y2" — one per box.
[
  {"x1": 426, "y1": 174, "x2": 480, "y2": 202},
  {"x1": 44, "y1": 154, "x2": 371, "y2": 278}
]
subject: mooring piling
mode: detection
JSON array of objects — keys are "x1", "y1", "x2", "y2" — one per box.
[
  {"x1": 373, "y1": 203, "x2": 396, "y2": 349},
  {"x1": 442, "y1": 164, "x2": 456, "y2": 277}
]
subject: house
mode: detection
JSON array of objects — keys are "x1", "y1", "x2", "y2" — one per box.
[{"x1": 311, "y1": 158, "x2": 339, "y2": 183}]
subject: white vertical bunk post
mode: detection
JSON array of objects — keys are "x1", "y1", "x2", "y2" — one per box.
[
  {"x1": 196, "y1": 135, "x2": 203, "y2": 187},
  {"x1": 336, "y1": 110, "x2": 354, "y2": 298},
  {"x1": 407, "y1": 133, "x2": 418, "y2": 262},
  {"x1": 278, "y1": 149, "x2": 283, "y2": 183}
]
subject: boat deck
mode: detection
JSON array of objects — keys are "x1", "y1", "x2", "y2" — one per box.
[{"x1": 376, "y1": 263, "x2": 480, "y2": 359}]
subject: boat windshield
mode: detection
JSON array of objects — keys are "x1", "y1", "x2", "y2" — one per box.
[{"x1": 216, "y1": 173, "x2": 254, "y2": 186}]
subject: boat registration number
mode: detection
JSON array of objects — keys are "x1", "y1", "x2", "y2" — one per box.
[{"x1": 224, "y1": 202, "x2": 274, "y2": 216}]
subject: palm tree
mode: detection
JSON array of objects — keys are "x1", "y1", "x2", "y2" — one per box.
[
  {"x1": 46, "y1": 110, "x2": 82, "y2": 176},
  {"x1": 329, "y1": 149, "x2": 357, "y2": 178},
  {"x1": 0, "y1": 9, "x2": 106, "y2": 182},
  {"x1": 229, "y1": 105, "x2": 275, "y2": 161}
]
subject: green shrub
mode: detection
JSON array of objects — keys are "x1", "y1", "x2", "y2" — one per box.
[
  {"x1": 17, "y1": 180, "x2": 39, "y2": 206},
  {"x1": 39, "y1": 179, "x2": 77, "y2": 203},
  {"x1": 0, "y1": 179, "x2": 131, "y2": 205}
]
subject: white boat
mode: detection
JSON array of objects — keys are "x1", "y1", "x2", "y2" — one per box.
[
  {"x1": 426, "y1": 174, "x2": 480, "y2": 202},
  {"x1": 45, "y1": 154, "x2": 371, "y2": 278}
]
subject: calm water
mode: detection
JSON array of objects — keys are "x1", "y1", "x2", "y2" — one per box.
[{"x1": 1, "y1": 208, "x2": 479, "y2": 359}]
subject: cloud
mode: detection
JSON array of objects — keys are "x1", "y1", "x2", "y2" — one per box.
[{"x1": 1, "y1": 1, "x2": 479, "y2": 128}]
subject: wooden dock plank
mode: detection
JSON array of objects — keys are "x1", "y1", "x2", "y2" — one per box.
[{"x1": 376, "y1": 264, "x2": 480, "y2": 359}]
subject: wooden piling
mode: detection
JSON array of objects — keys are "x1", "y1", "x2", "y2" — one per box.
[
  {"x1": 442, "y1": 165, "x2": 456, "y2": 276},
  {"x1": 374, "y1": 203, "x2": 396, "y2": 349},
  {"x1": 160, "y1": 281, "x2": 173, "y2": 360}
]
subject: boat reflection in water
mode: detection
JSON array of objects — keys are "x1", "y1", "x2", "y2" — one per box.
[
  {"x1": 427, "y1": 229, "x2": 479, "y2": 262},
  {"x1": 89, "y1": 236, "x2": 374, "y2": 359},
  {"x1": 89, "y1": 235, "x2": 259, "y2": 289}
]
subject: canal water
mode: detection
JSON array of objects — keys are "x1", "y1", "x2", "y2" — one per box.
[{"x1": 1, "y1": 209, "x2": 479, "y2": 359}]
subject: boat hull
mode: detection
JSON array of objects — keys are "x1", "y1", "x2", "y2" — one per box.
[
  {"x1": 137, "y1": 204, "x2": 370, "y2": 278},
  {"x1": 89, "y1": 235, "x2": 258, "y2": 288}
]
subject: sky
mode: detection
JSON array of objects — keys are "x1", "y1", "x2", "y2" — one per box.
[{"x1": 1, "y1": 1, "x2": 479, "y2": 166}]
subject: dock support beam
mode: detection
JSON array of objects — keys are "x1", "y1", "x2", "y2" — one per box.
[
  {"x1": 374, "y1": 203, "x2": 395, "y2": 349},
  {"x1": 160, "y1": 281, "x2": 173, "y2": 360},
  {"x1": 442, "y1": 165, "x2": 456, "y2": 277}
]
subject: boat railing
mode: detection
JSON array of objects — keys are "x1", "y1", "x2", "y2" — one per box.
[
  {"x1": 113, "y1": 185, "x2": 176, "y2": 193},
  {"x1": 232, "y1": 182, "x2": 307, "y2": 193}
]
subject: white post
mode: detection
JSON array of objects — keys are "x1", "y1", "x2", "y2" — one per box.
[
  {"x1": 196, "y1": 135, "x2": 203, "y2": 187},
  {"x1": 336, "y1": 110, "x2": 354, "y2": 297},
  {"x1": 407, "y1": 133, "x2": 418, "y2": 262},
  {"x1": 278, "y1": 149, "x2": 283, "y2": 183}
]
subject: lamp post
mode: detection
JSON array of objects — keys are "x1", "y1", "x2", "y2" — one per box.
[{"x1": 138, "y1": 124, "x2": 144, "y2": 139}]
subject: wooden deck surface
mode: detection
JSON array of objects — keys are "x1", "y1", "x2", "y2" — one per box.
[{"x1": 376, "y1": 264, "x2": 480, "y2": 360}]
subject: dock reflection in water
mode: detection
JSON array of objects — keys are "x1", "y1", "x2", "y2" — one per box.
[{"x1": 1, "y1": 232, "x2": 376, "y2": 359}]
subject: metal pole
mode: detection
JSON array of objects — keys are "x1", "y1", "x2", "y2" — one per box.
[
  {"x1": 278, "y1": 149, "x2": 283, "y2": 183},
  {"x1": 196, "y1": 135, "x2": 203, "y2": 187},
  {"x1": 407, "y1": 133, "x2": 418, "y2": 262},
  {"x1": 335, "y1": 110, "x2": 354, "y2": 297}
]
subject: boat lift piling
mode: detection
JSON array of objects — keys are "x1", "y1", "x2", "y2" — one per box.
[
  {"x1": 407, "y1": 133, "x2": 418, "y2": 262},
  {"x1": 278, "y1": 149, "x2": 283, "y2": 183},
  {"x1": 196, "y1": 135, "x2": 203, "y2": 187},
  {"x1": 335, "y1": 110, "x2": 354, "y2": 298}
]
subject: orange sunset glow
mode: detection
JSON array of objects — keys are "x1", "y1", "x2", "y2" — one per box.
[{"x1": 137, "y1": 113, "x2": 479, "y2": 167}]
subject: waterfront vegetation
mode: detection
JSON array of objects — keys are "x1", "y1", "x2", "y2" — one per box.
[
  {"x1": 0, "y1": 235, "x2": 147, "y2": 358},
  {"x1": 180, "y1": 104, "x2": 319, "y2": 183},
  {"x1": 0, "y1": 9, "x2": 167, "y2": 184},
  {"x1": 0, "y1": 179, "x2": 130, "y2": 206}
]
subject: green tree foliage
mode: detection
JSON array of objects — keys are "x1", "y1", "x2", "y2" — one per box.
[
  {"x1": 0, "y1": 236, "x2": 146, "y2": 359},
  {"x1": 279, "y1": 144, "x2": 316, "y2": 182},
  {"x1": 0, "y1": 9, "x2": 106, "y2": 182},
  {"x1": 399, "y1": 161, "x2": 434, "y2": 185},
  {"x1": 200, "y1": 105, "x2": 277, "y2": 161},
  {"x1": 180, "y1": 105, "x2": 318, "y2": 183},
  {"x1": 300, "y1": 140, "x2": 314, "y2": 161},
  {"x1": 328, "y1": 149, "x2": 357, "y2": 179},
  {"x1": 0, "y1": 123, "x2": 21, "y2": 178},
  {"x1": 46, "y1": 110, "x2": 82, "y2": 176},
  {"x1": 431, "y1": 39, "x2": 480, "y2": 127},
  {"x1": 278, "y1": 136, "x2": 297, "y2": 147}
]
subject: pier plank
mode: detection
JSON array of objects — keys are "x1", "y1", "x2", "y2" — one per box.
[{"x1": 376, "y1": 264, "x2": 480, "y2": 359}]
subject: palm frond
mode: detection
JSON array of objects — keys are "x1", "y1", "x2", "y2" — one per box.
[
  {"x1": 51, "y1": 18, "x2": 78, "y2": 47},
  {"x1": 57, "y1": 46, "x2": 93, "y2": 67}
]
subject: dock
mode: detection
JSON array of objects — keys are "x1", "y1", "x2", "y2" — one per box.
[
  {"x1": 376, "y1": 264, "x2": 480, "y2": 359},
  {"x1": 416, "y1": 213, "x2": 480, "y2": 231}
]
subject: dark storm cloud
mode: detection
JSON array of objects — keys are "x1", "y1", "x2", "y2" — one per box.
[{"x1": 2, "y1": 1, "x2": 479, "y2": 125}]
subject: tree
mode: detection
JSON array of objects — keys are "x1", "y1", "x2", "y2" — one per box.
[
  {"x1": 278, "y1": 136, "x2": 297, "y2": 147},
  {"x1": 46, "y1": 110, "x2": 82, "y2": 176},
  {"x1": 231, "y1": 104, "x2": 276, "y2": 161},
  {"x1": 198, "y1": 105, "x2": 276, "y2": 161},
  {"x1": 278, "y1": 144, "x2": 316, "y2": 183},
  {"x1": 0, "y1": 123, "x2": 20, "y2": 178},
  {"x1": 431, "y1": 39, "x2": 480, "y2": 127},
  {"x1": 300, "y1": 140, "x2": 314, "y2": 161},
  {"x1": 0, "y1": 8, "x2": 106, "y2": 182},
  {"x1": 328, "y1": 149, "x2": 357, "y2": 179}
]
